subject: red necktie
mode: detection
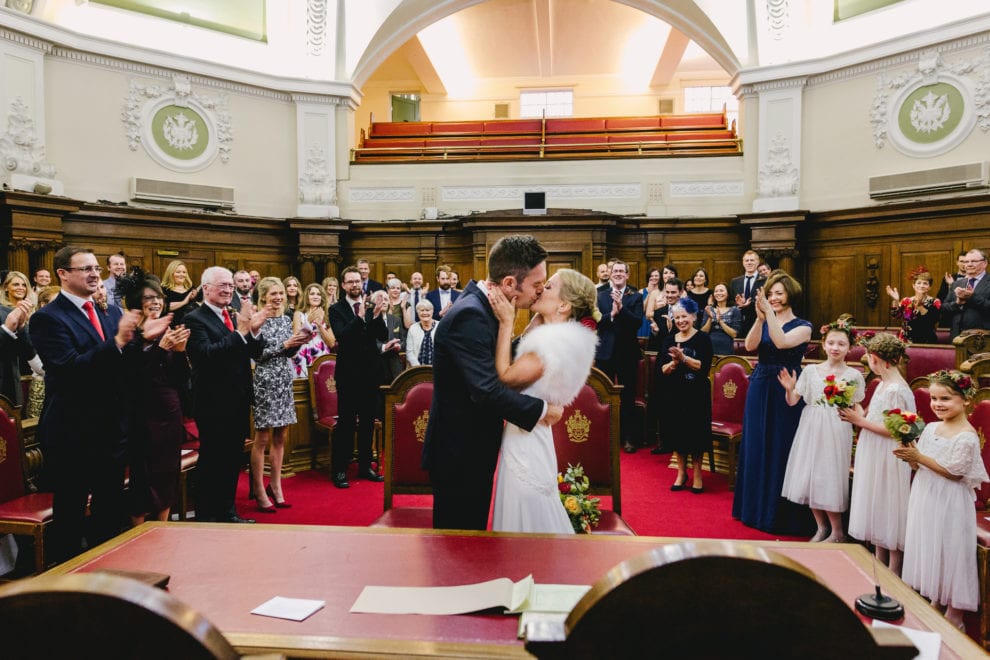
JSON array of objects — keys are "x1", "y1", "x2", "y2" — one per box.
[
  {"x1": 353, "y1": 302, "x2": 361, "y2": 317},
  {"x1": 82, "y1": 301, "x2": 105, "y2": 340},
  {"x1": 222, "y1": 308, "x2": 234, "y2": 331}
]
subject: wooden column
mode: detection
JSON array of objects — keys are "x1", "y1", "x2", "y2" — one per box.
[
  {"x1": 298, "y1": 255, "x2": 316, "y2": 285},
  {"x1": 8, "y1": 238, "x2": 30, "y2": 274}
]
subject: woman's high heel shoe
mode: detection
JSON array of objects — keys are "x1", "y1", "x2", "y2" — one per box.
[{"x1": 266, "y1": 483, "x2": 292, "y2": 508}]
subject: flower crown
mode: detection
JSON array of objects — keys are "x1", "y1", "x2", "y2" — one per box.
[
  {"x1": 819, "y1": 317, "x2": 856, "y2": 341},
  {"x1": 929, "y1": 369, "x2": 977, "y2": 399}
]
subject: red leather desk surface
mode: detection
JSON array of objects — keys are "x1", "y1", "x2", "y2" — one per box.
[{"x1": 53, "y1": 523, "x2": 974, "y2": 658}]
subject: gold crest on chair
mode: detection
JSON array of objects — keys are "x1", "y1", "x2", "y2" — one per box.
[
  {"x1": 722, "y1": 379, "x2": 738, "y2": 399},
  {"x1": 414, "y1": 410, "x2": 429, "y2": 442},
  {"x1": 566, "y1": 410, "x2": 591, "y2": 443},
  {"x1": 0, "y1": 437, "x2": 5, "y2": 464},
  {"x1": 324, "y1": 376, "x2": 337, "y2": 393}
]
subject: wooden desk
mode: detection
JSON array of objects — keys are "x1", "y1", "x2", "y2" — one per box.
[{"x1": 46, "y1": 523, "x2": 981, "y2": 659}]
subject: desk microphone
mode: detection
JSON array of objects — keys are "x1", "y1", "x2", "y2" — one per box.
[{"x1": 854, "y1": 550, "x2": 904, "y2": 621}]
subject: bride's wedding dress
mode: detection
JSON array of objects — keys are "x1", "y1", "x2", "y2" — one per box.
[{"x1": 492, "y1": 321, "x2": 598, "y2": 533}]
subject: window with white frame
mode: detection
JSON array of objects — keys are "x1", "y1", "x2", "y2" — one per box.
[
  {"x1": 520, "y1": 89, "x2": 573, "y2": 118},
  {"x1": 683, "y1": 85, "x2": 739, "y2": 127}
]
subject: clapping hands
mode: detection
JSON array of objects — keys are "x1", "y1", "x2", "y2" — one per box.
[{"x1": 159, "y1": 324, "x2": 190, "y2": 352}]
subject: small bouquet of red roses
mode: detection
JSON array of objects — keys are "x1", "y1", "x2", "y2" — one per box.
[
  {"x1": 818, "y1": 374, "x2": 856, "y2": 408},
  {"x1": 882, "y1": 408, "x2": 924, "y2": 445},
  {"x1": 558, "y1": 463, "x2": 601, "y2": 534}
]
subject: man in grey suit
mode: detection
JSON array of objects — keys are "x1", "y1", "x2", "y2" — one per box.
[
  {"x1": 943, "y1": 248, "x2": 990, "y2": 338},
  {"x1": 102, "y1": 252, "x2": 126, "y2": 309}
]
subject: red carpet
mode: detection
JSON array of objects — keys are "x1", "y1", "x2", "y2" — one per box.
[{"x1": 233, "y1": 449, "x2": 804, "y2": 542}]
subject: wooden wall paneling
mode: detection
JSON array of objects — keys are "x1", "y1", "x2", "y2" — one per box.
[{"x1": 806, "y1": 253, "x2": 858, "y2": 328}]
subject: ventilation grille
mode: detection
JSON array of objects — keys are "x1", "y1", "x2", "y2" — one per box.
[
  {"x1": 494, "y1": 103, "x2": 510, "y2": 119},
  {"x1": 130, "y1": 177, "x2": 235, "y2": 209},
  {"x1": 658, "y1": 98, "x2": 675, "y2": 114},
  {"x1": 868, "y1": 162, "x2": 989, "y2": 200}
]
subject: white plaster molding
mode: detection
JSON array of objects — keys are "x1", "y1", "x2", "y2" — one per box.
[
  {"x1": 122, "y1": 74, "x2": 232, "y2": 170},
  {"x1": 349, "y1": 187, "x2": 417, "y2": 203},
  {"x1": 440, "y1": 183, "x2": 641, "y2": 202},
  {"x1": 765, "y1": 0, "x2": 789, "y2": 42},
  {"x1": 290, "y1": 92, "x2": 354, "y2": 108},
  {"x1": 422, "y1": 187, "x2": 437, "y2": 206},
  {"x1": 306, "y1": 0, "x2": 328, "y2": 57},
  {"x1": 298, "y1": 143, "x2": 335, "y2": 206},
  {"x1": 757, "y1": 133, "x2": 798, "y2": 197},
  {"x1": 647, "y1": 182, "x2": 663, "y2": 204},
  {"x1": 749, "y1": 77, "x2": 807, "y2": 93},
  {"x1": 0, "y1": 97, "x2": 55, "y2": 178},
  {"x1": 669, "y1": 181, "x2": 744, "y2": 197},
  {"x1": 870, "y1": 48, "x2": 989, "y2": 154},
  {"x1": 0, "y1": 26, "x2": 51, "y2": 53}
]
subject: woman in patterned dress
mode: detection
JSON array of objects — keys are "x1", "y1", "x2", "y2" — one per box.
[
  {"x1": 251, "y1": 277, "x2": 312, "y2": 512},
  {"x1": 292, "y1": 283, "x2": 336, "y2": 378}
]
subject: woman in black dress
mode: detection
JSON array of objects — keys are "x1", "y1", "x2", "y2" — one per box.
[
  {"x1": 886, "y1": 268, "x2": 940, "y2": 343},
  {"x1": 657, "y1": 297, "x2": 713, "y2": 493},
  {"x1": 161, "y1": 259, "x2": 201, "y2": 325},
  {"x1": 117, "y1": 268, "x2": 187, "y2": 525}
]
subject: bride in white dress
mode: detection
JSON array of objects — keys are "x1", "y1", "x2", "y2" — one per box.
[{"x1": 488, "y1": 268, "x2": 600, "y2": 534}]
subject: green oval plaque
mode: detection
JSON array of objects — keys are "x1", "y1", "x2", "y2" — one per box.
[
  {"x1": 151, "y1": 105, "x2": 209, "y2": 160},
  {"x1": 897, "y1": 82, "x2": 964, "y2": 144}
]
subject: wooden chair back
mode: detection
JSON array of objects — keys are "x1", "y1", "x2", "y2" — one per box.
[
  {"x1": 308, "y1": 354, "x2": 338, "y2": 431},
  {"x1": 381, "y1": 366, "x2": 434, "y2": 510},
  {"x1": 0, "y1": 395, "x2": 25, "y2": 503},
  {"x1": 710, "y1": 356, "x2": 751, "y2": 427},
  {"x1": 0, "y1": 573, "x2": 238, "y2": 659},
  {"x1": 954, "y1": 329, "x2": 990, "y2": 366},
  {"x1": 961, "y1": 351, "x2": 990, "y2": 390},
  {"x1": 552, "y1": 368, "x2": 622, "y2": 514}
]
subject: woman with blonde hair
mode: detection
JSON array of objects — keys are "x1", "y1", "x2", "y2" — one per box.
[
  {"x1": 489, "y1": 268, "x2": 601, "y2": 533},
  {"x1": 251, "y1": 277, "x2": 312, "y2": 512},
  {"x1": 291, "y1": 282, "x2": 336, "y2": 378},
  {"x1": 161, "y1": 260, "x2": 201, "y2": 324},
  {"x1": 322, "y1": 276, "x2": 339, "y2": 305},
  {"x1": 1, "y1": 270, "x2": 32, "y2": 310}
]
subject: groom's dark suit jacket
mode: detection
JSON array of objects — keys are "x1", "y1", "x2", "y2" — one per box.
[{"x1": 421, "y1": 280, "x2": 544, "y2": 510}]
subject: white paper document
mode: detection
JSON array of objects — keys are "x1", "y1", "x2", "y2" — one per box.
[
  {"x1": 251, "y1": 596, "x2": 325, "y2": 621},
  {"x1": 350, "y1": 575, "x2": 590, "y2": 616},
  {"x1": 871, "y1": 620, "x2": 941, "y2": 660}
]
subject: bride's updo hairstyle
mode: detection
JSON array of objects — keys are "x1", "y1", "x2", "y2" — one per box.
[{"x1": 555, "y1": 268, "x2": 602, "y2": 322}]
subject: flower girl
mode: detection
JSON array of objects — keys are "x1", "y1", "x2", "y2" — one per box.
[
  {"x1": 893, "y1": 370, "x2": 989, "y2": 629},
  {"x1": 779, "y1": 318, "x2": 865, "y2": 542},
  {"x1": 839, "y1": 333, "x2": 913, "y2": 575}
]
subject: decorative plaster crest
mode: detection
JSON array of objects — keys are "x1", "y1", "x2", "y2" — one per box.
[
  {"x1": 0, "y1": 98, "x2": 55, "y2": 178},
  {"x1": 122, "y1": 74, "x2": 233, "y2": 169},
  {"x1": 349, "y1": 187, "x2": 416, "y2": 203},
  {"x1": 757, "y1": 133, "x2": 798, "y2": 197},
  {"x1": 766, "y1": 0, "x2": 789, "y2": 41},
  {"x1": 870, "y1": 47, "x2": 990, "y2": 151},
  {"x1": 298, "y1": 143, "x2": 335, "y2": 205},
  {"x1": 307, "y1": 0, "x2": 328, "y2": 57}
]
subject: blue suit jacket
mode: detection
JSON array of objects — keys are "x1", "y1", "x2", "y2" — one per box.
[
  {"x1": 421, "y1": 280, "x2": 543, "y2": 478},
  {"x1": 29, "y1": 294, "x2": 125, "y2": 453},
  {"x1": 595, "y1": 286, "x2": 644, "y2": 363},
  {"x1": 425, "y1": 288, "x2": 461, "y2": 320}
]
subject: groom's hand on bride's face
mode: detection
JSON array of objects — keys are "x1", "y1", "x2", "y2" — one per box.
[{"x1": 542, "y1": 403, "x2": 564, "y2": 426}]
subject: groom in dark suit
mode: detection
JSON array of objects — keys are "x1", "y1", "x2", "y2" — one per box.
[
  {"x1": 422, "y1": 235, "x2": 563, "y2": 530},
  {"x1": 185, "y1": 266, "x2": 265, "y2": 523},
  {"x1": 30, "y1": 246, "x2": 169, "y2": 560}
]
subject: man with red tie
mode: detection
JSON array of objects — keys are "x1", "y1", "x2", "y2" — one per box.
[
  {"x1": 327, "y1": 266, "x2": 388, "y2": 488},
  {"x1": 31, "y1": 246, "x2": 171, "y2": 561},
  {"x1": 185, "y1": 266, "x2": 266, "y2": 523}
]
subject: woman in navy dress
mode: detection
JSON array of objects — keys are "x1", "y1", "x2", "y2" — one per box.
[{"x1": 732, "y1": 271, "x2": 813, "y2": 534}]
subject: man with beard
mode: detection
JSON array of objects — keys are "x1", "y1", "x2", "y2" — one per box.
[
  {"x1": 229, "y1": 269, "x2": 254, "y2": 312},
  {"x1": 426, "y1": 265, "x2": 460, "y2": 320}
]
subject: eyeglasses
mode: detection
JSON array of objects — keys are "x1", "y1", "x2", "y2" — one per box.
[
  {"x1": 64, "y1": 266, "x2": 102, "y2": 274},
  {"x1": 142, "y1": 294, "x2": 163, "y2": 301},
  {"x1": 209, "y1": 283, "x2": 235, "y2": 290}
]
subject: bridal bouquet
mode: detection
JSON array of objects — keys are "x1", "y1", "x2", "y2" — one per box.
[
  {"x1": 882, "y1": 408, "x2": 924, "y2": 445},
  {"x1": 558, "y1": 463, "x2": 601, "y2": 534},
  {"x1": 818, "y1": 374, "x2": 856, "y2": 408}
]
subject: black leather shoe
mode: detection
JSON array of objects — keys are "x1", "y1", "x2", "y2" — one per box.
[
  {"x1": 332, "y1": 472, "x2": 350, "y2": 488},
  {"x1": 221, "y1": 515, "x2": 256, "y2": 524},
  {"x1": 651, "y1": 445, "x2": 672, "y2": 455},
  {"x1": 360, "y1": 468, "x2": 384, "y2": 482},
  {"x1": 623, "y1": 443, "x2": 637, "y2": 454},
  {"x1": 670, "y1": 482, "x2": 686, "y2": 492}
]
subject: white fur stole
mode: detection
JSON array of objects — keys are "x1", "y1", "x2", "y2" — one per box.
[{"x1": 515, "y1": 321, "x2": 599, "y2": 406}]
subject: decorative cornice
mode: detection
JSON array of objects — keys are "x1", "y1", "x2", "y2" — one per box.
[
  {"x1": 749, "y1": 77, "x2": 807, "y2": 93},
  {"x1": 441, "y1": 183, "x2": 641, "y2": 202},
  {"x1": 291, "y1": 93, "x2": 353, "y2": 108},
  {"x1": 0, "y1": 26, "x2": 52, "y2": 53},
  {"x1": 669, "y1": 181, "x2": 744, "y2": 197}
]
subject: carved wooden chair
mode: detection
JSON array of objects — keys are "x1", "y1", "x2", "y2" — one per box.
[
  {"x1": 961, "y1": 351, "x2": 990, "y2": 390},
  {"x1": 969, "y1": 388, "x2": 990, "y2": 650},
  {"x1": 709, "y1": 355, "x2": 752, "y2": 490},
  {"x1": 954, "y1": 329, "x2": 990, "y2": 367},
  {"x1": 0, "y1": 395, "x2": 52, "y2": 574},
  {"x1": 0, "y1": 572, "x2": 239, "y2": 659},
  {"x1": 524, "y1": 540, "x2": 918, "y2": 659},
  {"x1": 552, "y1": 368, "x2": 635, "y2": 535},
  {"x1": 370, "y1": 366, "x2": 435, "y2": 528},
  {"x1": 308, "y1": 354, "x2": 339, "y2": 472}
]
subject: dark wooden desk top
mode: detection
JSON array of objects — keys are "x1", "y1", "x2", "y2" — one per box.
[{"x1": 47, "y1": 523, "x2": 980, "y2": 658}]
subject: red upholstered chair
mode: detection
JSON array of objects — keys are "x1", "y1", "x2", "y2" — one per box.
[
  {"x1": 552, "y1": 368, "x2": 635, "y2": 535},
  {"x1": 903, "y1": 344, "x2": 956, "y2": 383},
  {"x1": 969, "y1": 390, "x2": 990, "y2": 650},
  {"x1": 308, "y1": 354, "x2": 338, "y2": 472},
  {"x1": 908, "y1": 377, "x2": 939, "y2": 424},
  {"x1": 0, "y1": 395, "x2": 53, "y2": 573},
  {"x1": 861, "y1": 376, "x2": 881, "y2": 410},
  {"x1": 709, "y1": 356, "x2": 752, "y2": 490},
  {"x1": 371, "y1": 366, "x2": 434, "y2": 528}
]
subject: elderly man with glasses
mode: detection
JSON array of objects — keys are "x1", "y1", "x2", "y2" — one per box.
[{"x1": 943, "y1": 248, "x2": 990, "y2": 338}]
